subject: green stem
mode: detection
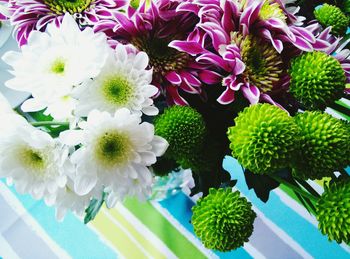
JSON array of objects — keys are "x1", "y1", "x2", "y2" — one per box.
[
  {"x1": 270, "y1": 175, "x2": 319, "y2": 203},
  {"x1": 30, "y1": 121, "x2": 69, "y2": 127}
]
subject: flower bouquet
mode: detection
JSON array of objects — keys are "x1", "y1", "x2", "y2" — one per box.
[{"x1": 0, "y1": 0, "x2": 349, "y2": 253}]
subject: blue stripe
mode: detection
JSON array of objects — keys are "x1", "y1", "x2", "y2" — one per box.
[
  {"x1": 223, "y1": 156, "x2": 350, "y2": 259},
  {"x1": 159, "y1": 192, "x2": 252, "y2": 258},
  {"x1": 1, "y1": 180, "x2": 117, "y2": 259}
]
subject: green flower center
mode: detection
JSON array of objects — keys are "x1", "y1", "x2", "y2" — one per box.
[
  {"x1": 94, "y1": 131, "x2": 132, "y2": 168},
  {"x1": 50, "y1": 58, "x2": 66, "y2": 75},
  {"x1": 259, "y1": 0, "x2": 287, "y2": 22},
  {"x1": 19, "y1": 147, "x2": 47, "y2": 172},
  {"x1": 43, "y1": 0, "x2": 93, "y2": 15},
  {"x1": 232, "y1": 33, "x2": 283, "y2": 92},
  {"x1": 131, "y1": 36, "x2": 190, "y2": 76},
  {"x1": 101, "y1": 75, "x2": 135, "y2": 106}
]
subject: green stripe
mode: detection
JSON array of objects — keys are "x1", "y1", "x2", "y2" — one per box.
[
  {"x1": 123, "y1": 198, "x2": 208, "y2": 259},
  {"x1": 92, "y1": 209, "x2": 148, "y2": 258},
  {"x1": 107, "y1": 208, "x2": 167, "y2": 259}
]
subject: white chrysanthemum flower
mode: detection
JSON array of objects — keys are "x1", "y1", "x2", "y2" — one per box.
[
  {"x1": 0, "y1": 92, "x2": 13, "y2": 114},
  {"x1": 2, "y1": 13, "x2": 110, "y2": 119},
  {"x1": 74, "y1": 44, "x2": 159, "y2": 117},
  {"x1": 0, "y1": 116, "x2": 71, "y2": 203},
  {"x1": 53, "y1": 178, "x2": 103, "y2": 221},
  {"x1": 59, "y1": 109, "x2": 168, "y2": 199}
]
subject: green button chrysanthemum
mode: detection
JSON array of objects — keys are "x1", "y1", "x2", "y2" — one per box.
[
  {"x1": 316, "y1": 180, "x2": 350, "y2": 243},
  {"x1": 289, "y1": 51, "x2": 346, "y2": 110},
  {"x1": 314, "y1": 4, "x2": 349, "y2": 36},
  {"x1": 227, "y1": 104, "x2": 299, "y2": 174},
  {"x1": 292, "y1": 111, "x2": 350, "y2": 180},
  {"x1": 192, "y1": 188, "x2": 256, "y2": 252},
  {"x1": 154, "y1": 105, "x2": 207, "y2": 160}
]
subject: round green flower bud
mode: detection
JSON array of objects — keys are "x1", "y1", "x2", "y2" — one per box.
[
  {"x1": 192, "y1": 188, "x2": 256, "y2": 251},
  {"x1": 316, "y1": 180, "x2": 350, "y2": 243},
  {"x1": 314, "y1": 4, "x2": 349, "y2": 36},
  {"x1": 227, "y1": 104, "x2": 299, "y2": 174},
  {"x1": 289, "y1": 51, "x2": 346, "y2": 110},
  {"x1": 154, "y1": 105, "x2": 207, "y2": 160},
  {"x1": 292, "y1": 111, "x2": 350, "y2": 180}
]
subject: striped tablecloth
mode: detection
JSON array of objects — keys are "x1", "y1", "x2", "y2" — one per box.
[{"x1": 0, "y1": 157, "x2": 349, "y2": 259}]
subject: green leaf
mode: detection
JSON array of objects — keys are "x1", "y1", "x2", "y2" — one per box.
[{"x1": 84, "y1": 192, "x2": 107, "y2": 224}]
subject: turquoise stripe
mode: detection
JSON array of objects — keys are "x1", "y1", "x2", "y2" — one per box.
[
  {"x1": 1, "y1": 180, "x2": 117, "y2": 259},
  {"x1": 223, "y1": 157, "x2": 350, "y2": 259},
  {"x1": 159, "y1": 192, "x2": 252, "y2": 258}
]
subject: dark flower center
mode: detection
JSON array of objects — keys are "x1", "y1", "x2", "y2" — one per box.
[
  {"x1": 94, "y1": 131, "x2": 132, "y2": 168},
  {"x1": 131, "y1": 36, "x2": 190, "y2": 77},
  {"x1": 43, "y1": 0, "x2": 93, "y2": 14},
  {"x1": 232, "y1": 33, "x2": 283, "y2": 92}
]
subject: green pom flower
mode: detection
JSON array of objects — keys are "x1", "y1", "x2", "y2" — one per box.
[
  {"x1": 314, "y1": 4, "x2": 349, "y2": 36},
  {"x1": 316, "y1": 181, "x2": 350, "y2": 243},
  {"x1": 292, "y1": 111, "x2": 350, "y2": 180},
  {"x1": 227, "y1": 104, "x2": 299, "y2": 174},
  {"x1": 192, "y1": 188, "x2": 256, "y2": 251},
  {"x1": 289, "y1": 51, "x2": 346, "y2": 110},
  {"x1": 154, "y1": 105, "x2": 207, "y2": 160}
]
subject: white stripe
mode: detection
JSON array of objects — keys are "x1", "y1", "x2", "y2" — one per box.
[
  {"x1": 114, "y1": 204, "x2": 178, "y2": 259},
  {"x1": 306, "y1": 180, "x2": 324, "y2": 195},
  {"x1": 0, "y1": 234, "x2": 20, "y2": 259},
  {"x1": 325, "y1": 108, "x2": 348, "y2": 120},
  {"x1": 0, "y1": 183, "x2": 71, "y2": 259},
  {"x1": 243, "y1": 243, "x2": 266, "y2": 259},
  {"x1": 101, "y1": 208, "x2": 153, "y2": 259},
  {"x1": 340, "y1": 98, "x2": 350, "y2": 107},
  {"x1": 150, "y1": 201, "x2": 219, "y2": 259}
]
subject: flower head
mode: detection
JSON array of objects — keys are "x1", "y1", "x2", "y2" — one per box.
[
  {"x1": 154, "y1": 105, "x2": 207, "y2": 160},
  {"x1": 314, "y1": 4, "x2": 349, "y2": 36},
  {"x1": 2, "y1": 14, "x2": 110, "y2": 120},
  {"x1": 59, "y1": 109, "x2": 168, "y2": 202},
  {"x1": 192, "y1": 188, "x2": 256, "y2": 251},
  {"x1": 171, "y1": 0, "x2": 318, "y2": 105},
  {"x1": 94, "y1": 0, "x2": 208, "y2": 105},
  {"x1": 227, "y1": 104, "x2": 299, "y2": 174},
  {"x1": 74, "y1": 44, "x2": 159, "y2": 117},
  {"x1": 0, "y1": 113, "x2": 70, "y2": 203},
  {"x1": 292, "y1": 111, "x2": 350, "y2": 180},
  {"x1": 316, "y1": 180, "x2": 350, "y2": 243},
  {"x1": 7, "y1": 0, "x2": 127, "y2": 46},
  {"x1": 289, "y1": 51, "x2": 346, "y2": 110}
]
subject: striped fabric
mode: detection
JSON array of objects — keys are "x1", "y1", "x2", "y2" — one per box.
[{"x1": 0, "y1": 155, "x2": 349, "y2": 258}]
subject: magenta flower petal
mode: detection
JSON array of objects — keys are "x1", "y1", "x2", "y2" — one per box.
[
  {"x1": 217, "y1": 87, "x2": 235, "y2": 104},
  {"x1": 169, "y1": 40, "x2": 205, "y2": 55},
  {"x1": 198, "y1": 70, "x2": 222, "y2": 84}
]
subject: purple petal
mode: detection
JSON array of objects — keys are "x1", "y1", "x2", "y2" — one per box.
[
  {"x1": 169, "y1": 40, "x2": 204, "y2": 55},
  {"x1": 198, "y1": 70, "x2": 222, "y2": 84},
  {"x1": 217, "y1": 87, "x2": 235, "y2": 104},
  {"x1": 165, "y1": 71, "x2": 182, "y2": 85}
]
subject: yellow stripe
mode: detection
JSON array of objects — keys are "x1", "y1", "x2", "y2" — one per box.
[
  {"x1": 107, "y1": 207, "x2": 168, "y2": 259},
  {"x1": 91, "y1": 208, "x2": 148, "y2": 259}
]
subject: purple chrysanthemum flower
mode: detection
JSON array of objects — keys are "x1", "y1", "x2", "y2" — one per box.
[
  {"x1": 6, "y1": 0, "x2": 127, "y2": 46},
  {"x1": 170, "y1": 0, "x2": 322, "y2": 105},
  {"x1": 94, "y1": 0, "x2": 212, "y2": 105}
]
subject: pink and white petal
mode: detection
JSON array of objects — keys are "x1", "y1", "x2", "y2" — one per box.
[{"x1": 217, "y1": 87, "x2": 235, "y2": 105}]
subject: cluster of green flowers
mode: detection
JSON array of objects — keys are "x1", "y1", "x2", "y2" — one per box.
[{"x1": 227, "y1": 103, "x2": 350, "y2": 180}]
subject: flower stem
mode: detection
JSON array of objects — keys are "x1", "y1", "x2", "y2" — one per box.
[
  {"x1": 270, "y1": 175, "x2": 319, "y2": 203},
  {"x1": 30, "y1": 121, "x2": 69, "y2": 127}
]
